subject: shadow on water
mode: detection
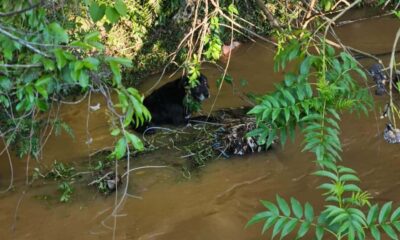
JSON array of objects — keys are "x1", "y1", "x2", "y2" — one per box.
[{"x1": 0, "y1": 8, "x2": 400, "y2": 240}]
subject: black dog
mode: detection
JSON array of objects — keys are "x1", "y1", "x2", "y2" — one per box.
[{"x1": 136, "y1": 74, "x2": 210, "y2": 133}]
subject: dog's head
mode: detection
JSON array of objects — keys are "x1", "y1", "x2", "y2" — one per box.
[{"x1": 185, "y1": 74, "x2": 210, "y2": 102}]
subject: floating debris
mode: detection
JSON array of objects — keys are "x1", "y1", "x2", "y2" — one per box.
[
  {"x1": 183, "y1": 107, "x2": 275, "y2": 164},
  {"x1": 369, "y1": 64, "x2": 387, "y2": 96},
  {"x1": 380, "y1": 103, "x2": 390, "y2": 119},
  {"x1": 89, "y1": 171, "x2": 122, "y2": 195},
  {"x1": 213, "y1": 119, "x2": 269, "y2": 156},
  {"x1": 221, "y1": 41, "x2": 241, "y2": 58},
  {"x1": 89, "y1": 103, "x2": 101, "y2": 111},
  {"x1": 383, "y1": 123, "x2": 400, "y2": 144},
  {"x1": 91, "y1": 107, "x2": 275, "y2": 177}
]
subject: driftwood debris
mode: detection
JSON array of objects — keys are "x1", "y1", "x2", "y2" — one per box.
[
  {"x1": 90, "y1": 107, "x2": 274, "y2": 174},
  {"x1": 185, "y1": 107, "x2": 275, "y2": 163},
  {"x1": 384, "y1": 123, "x2": 400, "y2": 144}
]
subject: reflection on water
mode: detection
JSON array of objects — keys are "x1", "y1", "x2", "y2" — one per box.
[{"x1": 0, "y1": 10, "x2": 400, "y2": 240}]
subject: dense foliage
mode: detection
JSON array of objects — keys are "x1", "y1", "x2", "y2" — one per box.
[
  {"x1": 0, "y1": 1, "x2": 151, "y2": 199},
  {"x1": 246, "y1": 1, "x2": 400, "y2": 239}
]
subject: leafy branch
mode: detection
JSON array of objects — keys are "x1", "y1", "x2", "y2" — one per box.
[{"x1": 246, "y1": 4, "x2": 399, "y2": 238}]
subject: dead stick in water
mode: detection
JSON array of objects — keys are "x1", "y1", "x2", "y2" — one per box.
[
  {"x1": 215, "y1": 173, "x2": 271, "y2": 202},
  {"x1": 336, "y1": 12, "x2": 393, "y2": 27}
]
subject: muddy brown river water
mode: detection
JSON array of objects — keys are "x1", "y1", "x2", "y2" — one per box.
[{"x1": 0, "y1": 9, "x2": 400, "y2": 240}]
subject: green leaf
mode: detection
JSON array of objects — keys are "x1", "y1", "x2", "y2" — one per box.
[
  {"x1": 330, "y1": 212, "x2": 348, "y2": 225},
  {"x1": 0, "y1": 76, "x2": 12, "y2": 91},
  {"x1": 109, "y1": 61, "x2": 121, "y2": 86},
  {"x1": 36, "y1": 99, "x2": 48, "y2": 111},
  {"x1": 261, "y1": 200, "x2": 279, "y2": 215},
  {"x1": 356, "y1": 227, "x2": 366, "y2": 240},
  {"x1": 267, "y1": 128, "x2": 276, "y2": 147},
  {"x1": 261, "y1": 216, "x2": 278, "y2": 234},
  {"x1": 313, "y1": 170, "x2": 338, "y2": 181},
  {"x1": 70, "y1": 40, "x2": 92, "y2": 50},
  {"x1": 288, "y1": 122, "x2": 296, "y2": 142},
  {"x1": 111, "y1": 128, "x2": 120, "y2": 136},
  {"x1": 318, "y1": 183, "x2": 334, "y2": 191},
  {"x1": 126, "y1": 132, "x2": 144, "y2": 151},
  {"x1": 379, "y1": 202, "x2": 392, "y2": 224},
  {"x1": 83, "y1": 57, "x2": 100, "y2": 70},
  {"x1": 323, "y1": 0, "x2": 332, "y2": 11},
  {"x1": 115, "y1": 0, "x2": 128, "y2": 16},
  {"x1": 315, "y1": 225, "x2": 324, "y2": 240},
  {"x1": 124, "y1": 106, "x2": 134, "y2": 126},
  {"x1": 348, "y1": 226, "x2": 355, "y2": 240},
  {"x1": 34, "y1": 76, "x2": 51, "y2": 98},
  {"x1": 370, "y1": 225, "x2": 381, "y2": 240},
  {"x1": 84, "y1": 31, "x2": 101, "y2": 42},
  {"x1": 114, "y1": 137, "x2": 127, "y2": 159},
  {"x1": 240, "y1": 79, "x2": 248, "y2": 87},
  {"x1": 382, "y1": 224, "x2": 398, "y2": 240},
  {"x1": 54, "y1": 48, "x2": 66, "y2": 70},
  {"x1": 272, "y1": 217, "x2": 287, "y2": 239},
  {"x1": 277, "y1": 195, "x2": 290, "y2": 217},
  {"x1": 228, "y1": 3, "x2": 239, "y2": 15},
  {"x1": 339, "y1": 174, "x2": 360, "y2": 182},
  {"x1": 48, "y1": 22, "x2": 69, "y2": 43},
  {"x1": 367, "y1": 204, "x2": 379, "y2": 225},
  {"x1": 0, "y1": 96, "x2": 10, "y2": 108},
  {"x1": 284, "y1": 73, "x2": 296, "y2": 87},
  {"x1": 282, "y1": 90, "x2": 295, "y2": 105},
  {"x1": 393, "y1": 222, "x2": 400, "y2": 232},
  {"x1": 300, "y1": 56, "x2": 313, "y2": 75},
  {"x1": 296, "y1": 221, "x2": 310, "y2": 239},
  {"x1": 41, "y1": 58, "x2": 55, "y2": 71},
  {"x1": 280, "y1": 128, "x2": 287, "y2": 148},
  {"x1": 338, "y1": 166, "x2": 356, "y2": 174},
  {"x1": 284, "y1": 108, "x2": 290, "y2": 123},
  {"x1": 305, "y1": 83, "x2": 313, "y2": 98},
  {"x1": 272, "y1": 108, "x2": 281, "y2": 122},
  {"x1": 89, "y1": 2, "x2": 106, "y2": 22},
  {"x1": 304, "y1": 202, "x2": 314, "y2": 222},
  {"x1": 291, "y1": 198, "x2": 303, "y2": 219},
  {"x1": 262, "y1": 109, "x2": 272, "y2": 120},
  {"x1": 354, "y1": 67, "x2": 367, "y2": 79},
  {"x1": 74, "y1": 61, "x2": 84, "y2": 71},
  {"x1": 105, "y1": 56, "x2": 132, "y2": 67},
  {"x1": 280, "y1": 219, "x2": 297, "y2": 239},
  {"x1": 266, "y1": 96, "x2": 279, "y2": 109},
  {"x1": 79, "y1": 70, "x2": 89, "y2": 89},
  {"x1": 391, "y1": 207, "x2": 400, "y2": 222},
  {"x1": 326, "y1": 44, "x2": 335, "y2": 56},
  {"x1": 223, "y1": 75, "x2": 233, "y2": 85},
  {"x1": 246, "y1": 211, "x2": 272, "y2": 227},
  {"x1": 248, "y1": 105, "x2": 264, "y2": 115},
  {"x1": 105, "y1": 7, "x2": 120, "y2": 23}
]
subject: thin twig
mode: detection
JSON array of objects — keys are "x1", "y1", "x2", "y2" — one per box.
[
  {"x1": 121, "y1": 165, "x2": 171, "y2": 179},
  {"x1": 254, "y1": 0, "x2": 282, "y2": 29},
  {"x1": 389, "y1": 27, "x2": 400, "y2": 128},
  {"x1": 336, "y1": 12, "x2": 394, "y2": 27},
  {"x1": 0, "y1": 1, "x2": 44, "y2": 17},
  {"x1": 0, "y1": 63, "x2": 42, "y2": 68},
  {"x1": 11, "y1": 190, "x2": 26, "y2": 232},
  {"x1": 0, "y1": 24, "x2": 51, "y2": 57}
]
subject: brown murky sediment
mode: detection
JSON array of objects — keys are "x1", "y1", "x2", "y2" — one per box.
[{"x1": 0, "y1": 9, "x2": 400, "y2": 240}]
